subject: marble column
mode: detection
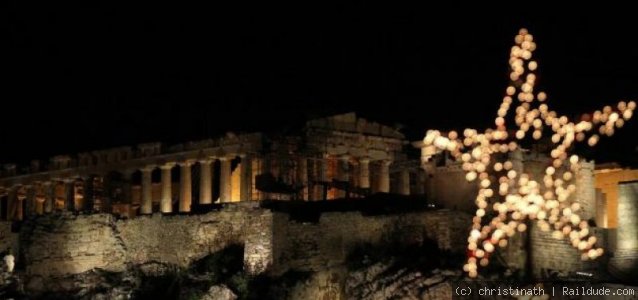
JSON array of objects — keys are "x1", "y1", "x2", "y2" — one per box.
[
  {"x1": 179, "y1": 161, "x2": 194, "y2": 212},
  {"x1": 319, "y1": 157, "x2": 329, "y2": 200},
  {"x1": 16, "y1": 189, "x2": 26, "y2": 221},
  {"x1": 251, "y1": 157, "x2": 262, "y2": 201},
  {"x1": 240, "y1": 155, "x2": 252, "y2": 201},
  {"x1": 337, "y1": 155, "x2": 350, "y2": 198},
  {"x1": 398, "y1": 169, "x2": 410, "y2": 196},
  {"x1": 199, "y1": 159, "x2": 213, "y2": 205},
  {"x1": 6, "y1": 187, "x2": 17, "y2": 220},
  {"x1": 140, "y1": 166, "x2": 154, "y2": 214},
  {"x1": 378, "y1": 160, "x2": 391, "y2": 193},
  {"x1": 359, "y1": 158, "x2": 371, "y2": 189},
  {"x1": 44, "y1": 181, "x2": 54, "y2": 214},
  {"x1": 297, "y1": 157, "x2": 308, "y2": 201},
  {"x1": 25, "y1": 185, "x2": 36, "y2": 218},
  {"x1": 219, "y1": 157, "x2": 232, "y2": 203},
  {"x1": 160, "y1": 162, "x2": 175, "y2": 213},
  {"x1": 64, "y1": 179, "x2": 75, "y2": 211},
  {"x1": 35, "y1": 185, "x2": 45, "y2": 215}
]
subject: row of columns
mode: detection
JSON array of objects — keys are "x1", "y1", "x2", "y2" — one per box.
[
  {"x1": 0, "y1": 154, "x2": 417, "y2": 219},
  {"x1": 0, "y1": 177, "x2": 98, "y2": 221},
  {"x1": 138, "y1": 156, "x2": 249, "y2": 215},
  {"x1": 293, "y1": 156, "x2": 398, "y2": 200}
]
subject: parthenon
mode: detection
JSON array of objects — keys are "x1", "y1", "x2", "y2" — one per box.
[{"x1": 0, "y1": 113, "x2": 426, "y2": 220}]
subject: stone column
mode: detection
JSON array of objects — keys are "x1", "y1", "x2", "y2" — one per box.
[
  {"x1": 398, "y1": 169, "x2": 410, "y2": 195},
  {"x1": 199, "y1": 159, "x2": 213, "y2": 205},
  {"x1": 378, "y1": 160, "x2": 391, "y2": 193},
  {"x1": 16, "y1": 188, "x2": 26, "y2": 221},
  {"x1": 240, "y1": 155, "x2": 252, "y2": 201},
  {"x1": 219, "y1": 157, "x2": 232, "y2": 203},
  {"x1": 35, "y1": 184, "x2": 45, "y2": 215},
  {"x1": 44, "y1": 181, "x2": 54, "y2": 214},
  {"x1": 140, "y1": 166, "x2": 154, "y2": 214},
  {"x1": 336, "y1": 155, "x2": 350, "y2": 198},
  {"x1": 359, "y1": 158, "x2": 371, "y2": 189},
  {"x1": 25, "y1": 185, "x2": 36, "y2": 218},
  {"x1": 251, "y1": 157, "x2": 261, "y2": 201},
  {"x1": 297, "y1": 157, "x2": 308, "y2": 200},
  {"x1": 179, "y1": 161, "x2": 194, "y2": 212},
  {"x1": 64, "y1": 179, "x2": 75, "y2": 211},
  {"x1": 319, "y1": 157, "x2": 329, "y2": 200},
  {"x1": 307, "y1": 159, "x2": 318, "y2": 201},
  {"x1": 160, "y1": 162, "x2": 175, "y2": 213},
  {"x1": 6, "y1": 186, "x2": 17, "y2": 220}
]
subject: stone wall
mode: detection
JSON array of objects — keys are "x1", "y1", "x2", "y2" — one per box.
[
  {"x1": 529, "y1": 224, "x2": 608, "y2": 278},
  {"x1": 16, "y1": 203, "x2": 469, "y2": 294},
  {"x1": 19, "y1": 203, "x2": 272, "y2": 294},
  {"x1": 574, "y1": 161, "x2": 597, "y2": 221},
  {"x1": 271, "y1": 210, "x2": 470, "y2": 274},
  {"x1": 20, "y1": 213, "x2": 127, "y2": 292},
  {"x1": 428, "y1": 163, "x2": 477, "y2": 213}
]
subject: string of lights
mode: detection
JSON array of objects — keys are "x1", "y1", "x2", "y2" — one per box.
[{"x1": 421, "y1": 28, "x2": 636, "y2": 278}]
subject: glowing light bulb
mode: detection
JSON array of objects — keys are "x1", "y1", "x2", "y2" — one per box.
[
  {"x1": 528, "y1": 61, "x2": 537, "y2": 71},
  {"x1": 466, "y1": 171, "x2": 477, "y2": 182},
  {"x1": 537, "y1": 92, "x2": 547, "y2": 101}
]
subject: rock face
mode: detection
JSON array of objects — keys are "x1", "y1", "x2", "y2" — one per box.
[
  {"x1": 19, "y1": 207, "x2": 272, "y2": 296},
  {"x1": 271, "y1": 210, "x2": 470, "y2": 275},
  {"x1": 0, "y1": 270, "x2": 22, "y2": 298},
  {"x1": 345, "y1": 263, "x2": 460, "y2": 300},
  {"x1": 17, "y1": 205, "x2": 469, "y2": 296},
  {"x1": 200, "y1": 285, "x2": 237, "y2": 300}
]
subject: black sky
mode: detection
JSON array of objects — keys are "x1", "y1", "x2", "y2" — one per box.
[{"x1": 2, "y1": 4, "x2": 638, "y2": 165}]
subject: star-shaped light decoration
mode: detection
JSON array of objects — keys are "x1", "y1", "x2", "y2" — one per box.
[{"x1": 420, "y1": 28, "x2": 635, "y2": 278}]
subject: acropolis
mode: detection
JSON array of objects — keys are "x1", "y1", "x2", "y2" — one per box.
[
  {"x1": 4, "y1": 5, "x2": 638, "y2": 298},
  {"x1": 0, "y1": 111, "x2": 636, "y2": 298}
]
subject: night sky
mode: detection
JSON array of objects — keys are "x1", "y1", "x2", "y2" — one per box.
[{"x1": 3, "y1": 4, "x2": 638, "y2": 166}]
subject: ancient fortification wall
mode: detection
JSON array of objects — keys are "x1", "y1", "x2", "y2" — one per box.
[
  {"x1": 16, "y1": 205, "x2": 468, "y2": 294},
  {"x1": 19, "y1": 204, "x2": 273, "y2": 293},
  {"x1": 271, "y1": 210, "x2": 470, "y2": 274},
  {"x1": 529, "y1": 225, "x2": 608, "y2": 278}
]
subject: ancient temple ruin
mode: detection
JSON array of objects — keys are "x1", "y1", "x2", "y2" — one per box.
[
  {"x1": 0, "y1": 113, "x2": 424, "y2": 220},
  {"x1": 1, "y1": 113, "x2": 637, "y2": 296}
]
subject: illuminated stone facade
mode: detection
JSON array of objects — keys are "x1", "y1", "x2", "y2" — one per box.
[
  {"x1": 1, "y1": 112, "x2": 637, "y2": 288},
  {"x1": 0, "y1": 113, "x2": 424, "y2": 220}
]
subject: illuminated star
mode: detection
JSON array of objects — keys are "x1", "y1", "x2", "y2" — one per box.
[{"x1": 421, "y1": 28, "x2": 636, "y2": 278}]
